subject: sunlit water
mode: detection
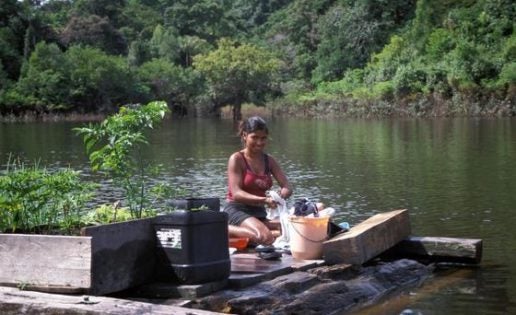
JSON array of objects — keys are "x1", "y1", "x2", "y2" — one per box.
[{"x1": 1, "y1": 117, "x2": 516, "y2": 314}]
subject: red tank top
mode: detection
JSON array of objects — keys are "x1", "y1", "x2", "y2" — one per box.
[{"x1": 227, "y1": 152, "x2": 273, "y2": 201}]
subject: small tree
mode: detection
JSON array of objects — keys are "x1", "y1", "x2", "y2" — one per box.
[
  {"x1": 193, "y1": 38, "x2": 281, "y2": 120},
  {"x1": 74, "y1": 101, "x2": 171, "y2": 218}
]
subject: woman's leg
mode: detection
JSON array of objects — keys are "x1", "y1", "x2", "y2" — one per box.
[
  {"x1": 239, "y1": 216, "x2": 276, "y2": 245},
  {"x1": 228, "y1": 224, "x2": 258, "y2": 240},
  {"x1": 264, "y1": 220, "x2": 282, "y2": 238}
]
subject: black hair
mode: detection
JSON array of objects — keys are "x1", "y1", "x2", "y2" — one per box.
[{"x1": 238, "y1": 116, "x2": 268, "y2": 136}]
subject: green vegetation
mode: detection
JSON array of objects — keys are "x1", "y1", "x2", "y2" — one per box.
[
  {"x1": 307, "y1": 0, "x2": 515, "y2": 116},
  {"x1": 193, "y1": 38, "x2": 281, "y2": 120},
  {"x1": 0, "y1": 157, "x2": 96, "y2": 234},
  {"x1": 85, "y1": 203, "x2": 154, "y2": 224},
  {"x1": 75, "y1": 101, "x2": 180, "y2": 218},
  {"x1": 0, "y1": 100, "x2": 185, "y2": 234},
  {"x1": 0, "y1": 0, "x2": 514, "y2": 118}
]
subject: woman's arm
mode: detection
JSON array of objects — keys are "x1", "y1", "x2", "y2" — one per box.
[
  {"x1": 228, "y1": 153, "x2": 277, "y2": 208},
  {"x1": 268, "y1": 155, "x2": 292, "y2": 199}
]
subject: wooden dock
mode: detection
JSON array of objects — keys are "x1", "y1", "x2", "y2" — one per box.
[{"x1": 0, "y1": 209, "x2": 483, "y2": 314}]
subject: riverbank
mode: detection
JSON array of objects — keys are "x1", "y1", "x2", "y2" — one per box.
[
  {"x1": 0, "y1": 111, "x2": 106, "y2": 123},
  {"x1": 1, "y1": 90, "x2": 514, "y2": 122},
  {"x1": 270, "y1": 91, "x2": 516, "y2": 119}
]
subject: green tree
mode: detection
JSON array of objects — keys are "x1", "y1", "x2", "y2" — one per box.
[
  {"x1": 60, "y1": 14, "x2": 127, "y2": 55},
  {"x1": 72, "y1": 0, "x2": 126, "y2": 28},
  {"x1": 13, "y1": 42, "x2": 69, "y2": 111},
  {"x1": 228, "y1": 0, "x2": 291, "y2": 32},
  {"x1": 261, "y1": 0, "x2": 333, "y2": 81},
  {"x1": 193, "y1": 38, "x2": 281, "y2": 120},
  {"x1": 149, "y1": 24, "x2": 181, "y2": 63},
  {"x1": 127, "y1": 39, "x2": 152, "y2": 67},
  {"x1": 313, "y1": 0, "x2": 416, "y2": 83},
  {"x1": 178, "y1": 35, "x2": 211, "y2": 67},
  {"x1": 138, "y1": 58, "x2": 203, "y2": 114},
  {"x1": 65, "y1": 45, "x2": 142, "y2": 112},
  {"x1": 163, "y1": 0, "x2": 234, "y2": 41},
  {"x1": 118, "y1": 0, "x2": 162, "y2": 43},
  {"x1": 0, "y1": 0, "x2": 27, "y2": 81}
]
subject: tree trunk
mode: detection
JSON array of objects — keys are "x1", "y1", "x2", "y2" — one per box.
[{"x1": 233, "y1": 103, "x2": 242, "y2": 121}]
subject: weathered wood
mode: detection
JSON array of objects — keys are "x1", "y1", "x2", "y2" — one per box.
[
  {"x1": 0, "y1": 218, "x2": 158, "y2": 295},
  {"x1": 81, "y1": 217, "x2": 157, "y2": 295},
  {"x1": 196, "y1": 259, "x2": 432, "y2": 315},
  {"x1": 0, "y1": 286, "x2": 222, "y2": 315},
  {"x1": 308, "y1": 263, "x2": 355, "y2": 280},
  {"x1": 0, "y1": 234, "x2": 91, "y2": 292},
  {"x1": 323, "y1": 209, "x2": 411, "y2": 265},
  {"x1": 228, "y1": 253, "x2": 324, "y2": 289},
  {"x1": 132, "y1": 280, "x2": 228, "y2": 299},
  {"x1": 388, "y1": 236, "x2": 483, "y2": 263}
]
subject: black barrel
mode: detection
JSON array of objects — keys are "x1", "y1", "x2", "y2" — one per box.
[{"x1": 153, "y1": 210, "x2": 230, "y2": 284}]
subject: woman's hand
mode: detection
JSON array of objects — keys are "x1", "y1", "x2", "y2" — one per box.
[
  {"x1": 279, "y1": 187, "x2": 292, "y2": 199},
  {"x1": 264, "y1": 197, "x2": 278, "y2": 209},
  {"x1": 255, "y1": 228, "x2": 275, "y2": 245}
]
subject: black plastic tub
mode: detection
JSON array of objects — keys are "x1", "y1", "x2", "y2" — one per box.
[{"x1": 153, "y1": 210, "x2": 230, "y2": 284}]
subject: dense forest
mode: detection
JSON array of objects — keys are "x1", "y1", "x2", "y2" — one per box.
[{"x1": 0, "y1": 0, "x2": 514, "y2": 119}]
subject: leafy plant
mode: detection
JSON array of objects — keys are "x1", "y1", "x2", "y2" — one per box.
[
  {"x1": 74, "y1": 100, "x2": 177, "y2": 218},
  {"x1": 0, "y1": 157, "x2": 96, "y2": 234},
  {"x1": 84, "y1": 203, "x2": 150, "y2": 225}
]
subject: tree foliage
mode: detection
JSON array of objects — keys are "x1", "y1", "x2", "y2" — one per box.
[
  {"x1": 313, "y1": 0, "x2": 416, "y2": 83},
  {"x1": 0, "y1": 0, "x2": 514, "y2": 117},
  {"x1": 138, "y1": 58, "x2": 203, "y2": 114},
  {"x1": 60, "y1": 14, "x2": 127, "y2": 55},
  {"x1": 193, "y1": 38, "x2": 281, "y2": 119}
]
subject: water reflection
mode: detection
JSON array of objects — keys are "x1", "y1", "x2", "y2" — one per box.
[
  {"x1": 1, "y1": 117, "x2": 516, "y2": 314},
  {"x1": 351, "y1": 265, "x2": 515, "y2": 315}
]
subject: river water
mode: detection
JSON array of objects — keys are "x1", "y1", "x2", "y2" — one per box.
[{"x1": 1, "y1": 117, "x2": 515, "y2": 314}]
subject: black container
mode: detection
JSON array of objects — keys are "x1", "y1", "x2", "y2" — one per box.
[
  {"x1": 153, "y1": 210, "x2": 230, "y2": 284},
  {"x1": 166, "y1": 197, "x2": 220, "y2": 211}
]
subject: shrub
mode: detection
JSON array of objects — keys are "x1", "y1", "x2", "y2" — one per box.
[
  {"x1": 497, "y1": 62, "x2": 516, "y2": 86},
  {"x1": 0, "y1": 158, "x2": 96, "y2": 234},
  {"x1": 75, "y1": 101, "x2": 179, "y2": 218}
]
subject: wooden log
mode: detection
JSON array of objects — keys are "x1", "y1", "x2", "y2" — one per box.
[
  {"x1": 132, "y1": 280, "x2": 228, "y2": 299},
  {"x1": 228, "y1": 253, "x2": 324, "y2": 289},
  {"x1": 322, "y1": 209, "x2": 411, "y2": 265},
  {"x1": 0, "y1": 286, "x2": 221, "y2": 315},
  {"x1": 387, "y1": 236, "x2": 483, "y2": 263},
  {"x1": 0, "y1": 234, "x2": 91, "y2": 292}
]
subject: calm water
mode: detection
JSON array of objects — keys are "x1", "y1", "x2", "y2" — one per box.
[{"x1": 1, "y1": 117, "x2": 516, "y2": 314}]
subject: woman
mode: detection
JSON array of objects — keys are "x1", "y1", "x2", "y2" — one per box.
[{"x1": 224, "y1": 116, "x2": 292, "y2": 245}]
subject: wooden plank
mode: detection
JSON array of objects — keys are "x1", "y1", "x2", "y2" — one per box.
[
  {"x1": 323, "y1": 209, "x2": 411, "y2": 265},
  {"x1": 132, "y1": 280, "x2": 228, "y2": 299},
  {"x1": 0, "y1": 234, "x2": 91, "y2": 292},
  {"x1": 81, "y1": 217, "x2": 156, "y2": 295},
  {"x1": 231, "y1": 254, "x2": 288, "y2": 273},
  {"x1": 388, "y1": 236, "x2": 483, "y2": 263},
  {"x1": 0, "y1": 286, "x2": 222, "y2": 315},
  {"x1": 228, "y1": 253, "x2": 323, "y2": 289}
]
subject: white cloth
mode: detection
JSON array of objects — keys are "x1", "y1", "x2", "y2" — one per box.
[{"x1": 269, "y1": 191, "x2": 290, "y2": 248}]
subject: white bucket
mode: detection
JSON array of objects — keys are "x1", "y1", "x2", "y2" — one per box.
[{"x1": 288, "y1": 215, "x2": 329, "y2": 260}]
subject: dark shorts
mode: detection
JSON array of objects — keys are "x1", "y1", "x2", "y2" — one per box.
[{"x1": 223, "y1": 201, "x2": 267, "y2": 226}]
